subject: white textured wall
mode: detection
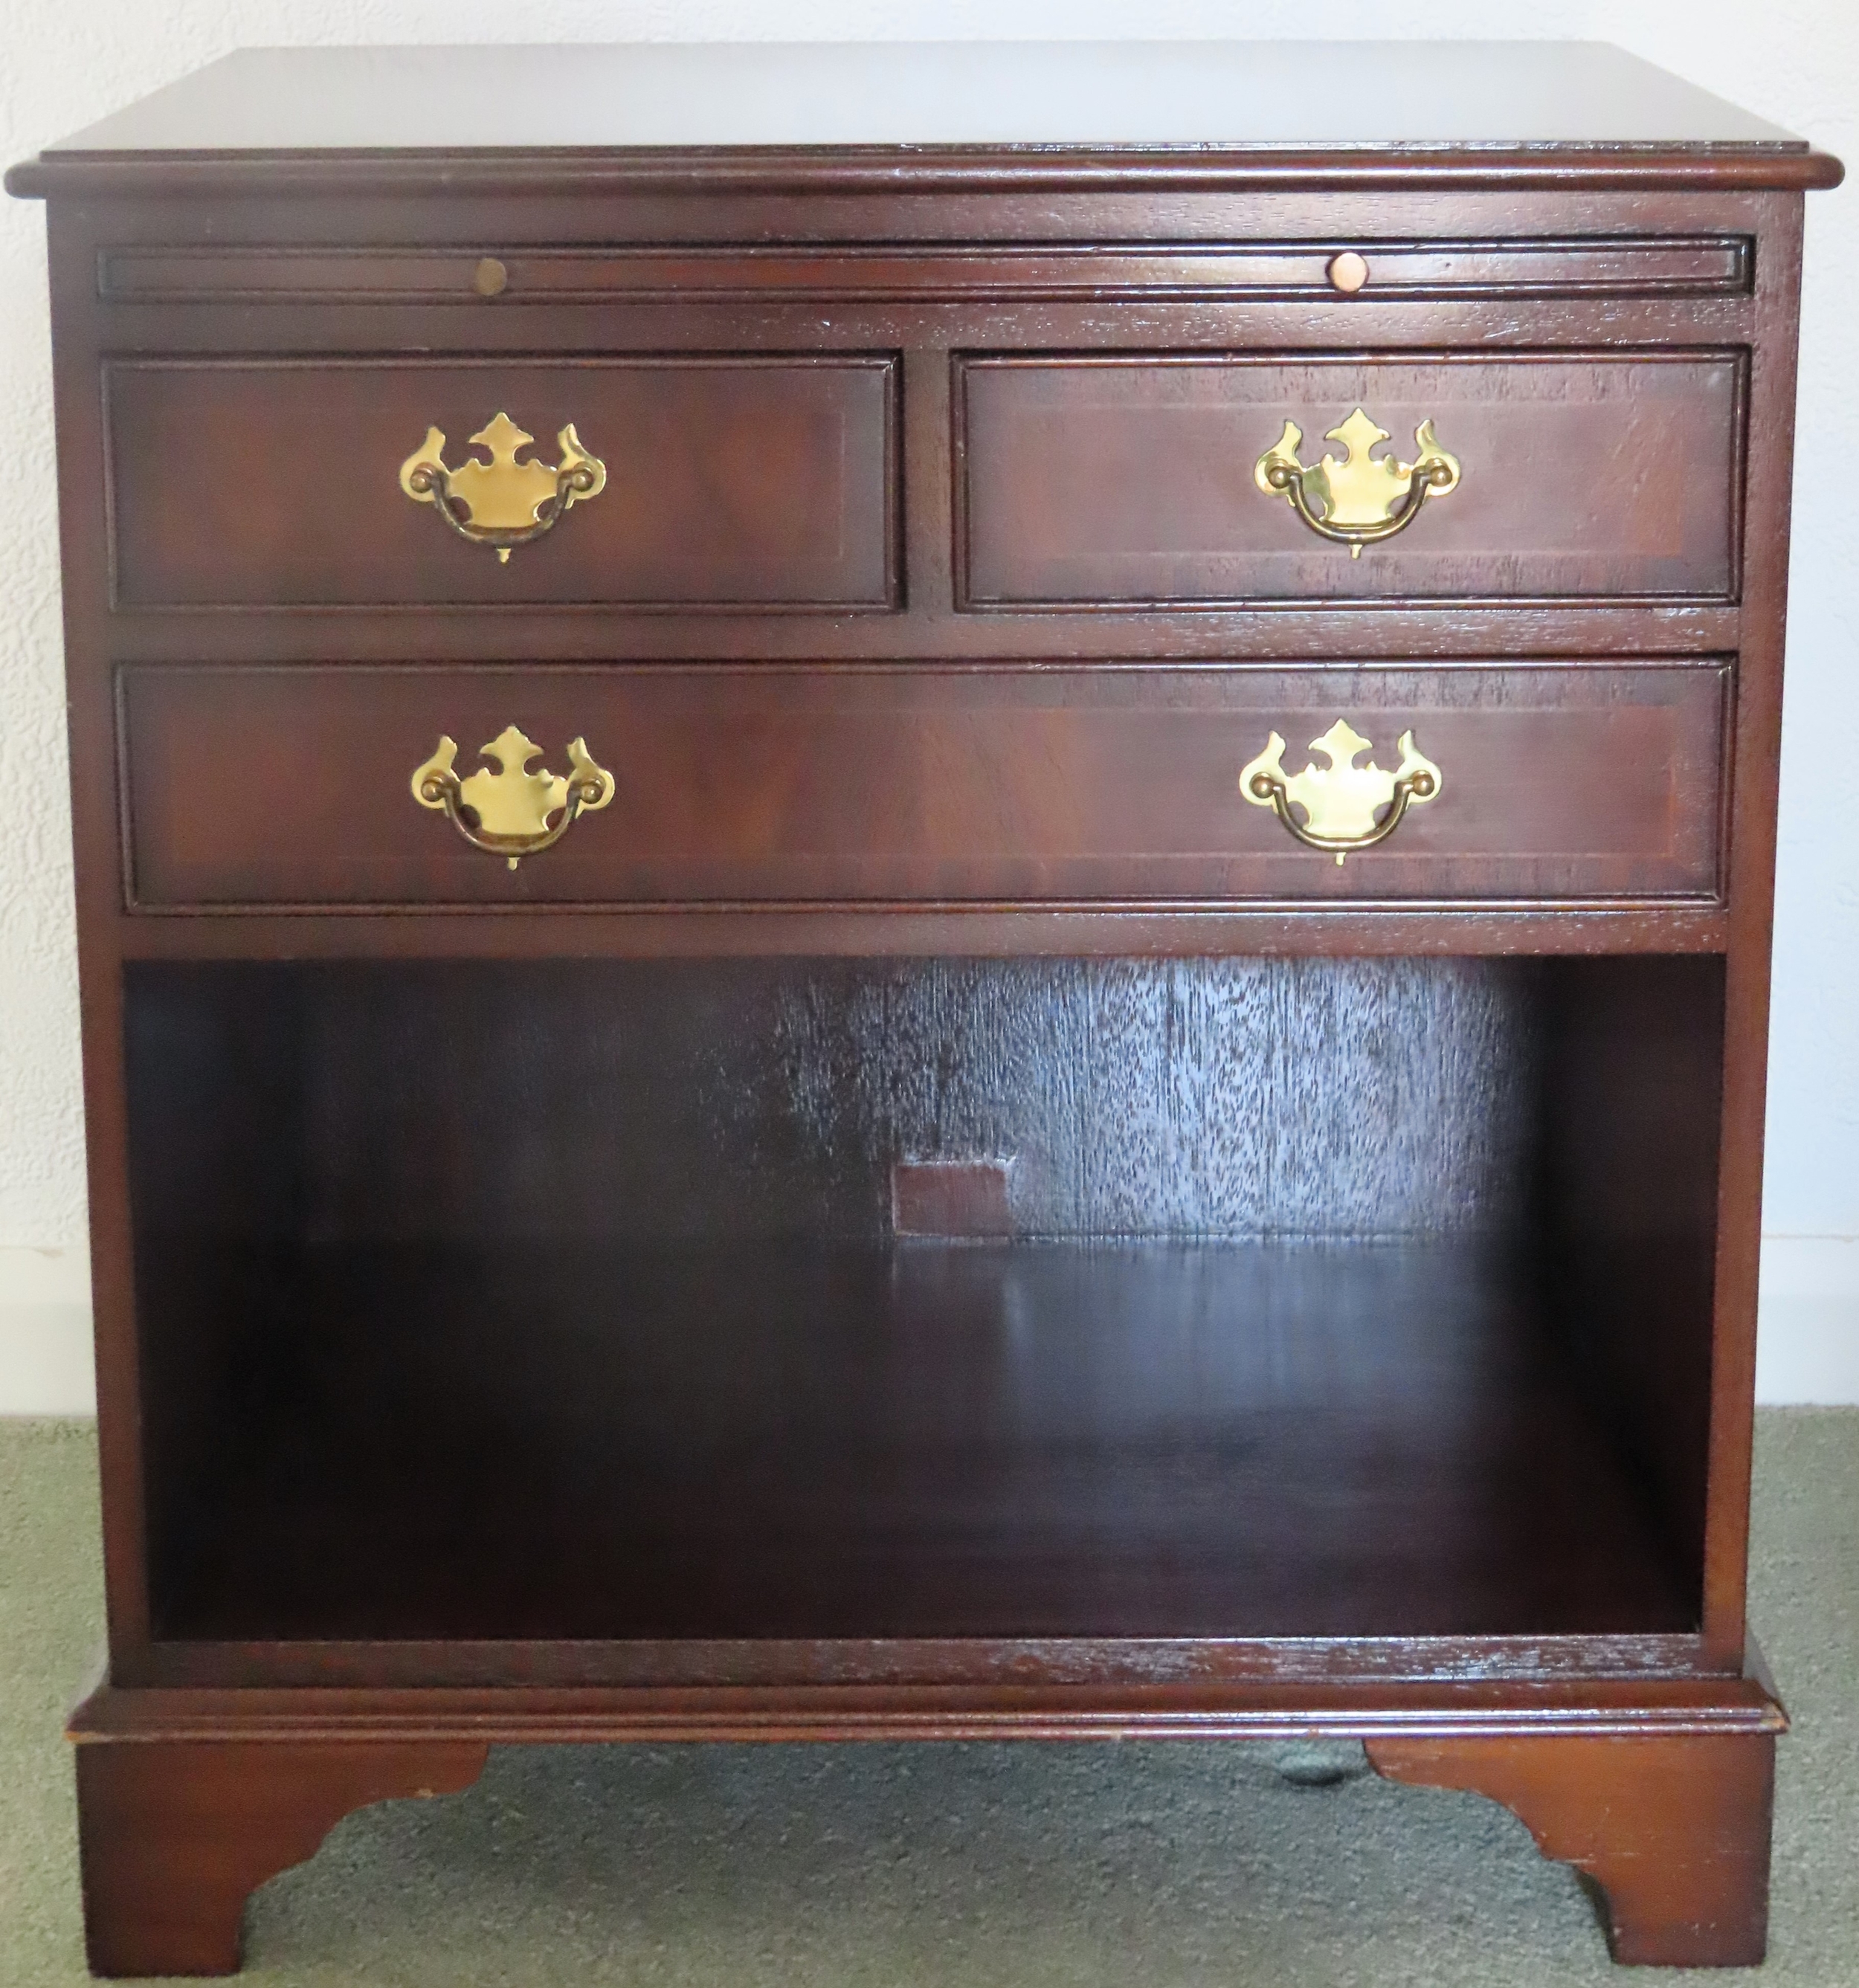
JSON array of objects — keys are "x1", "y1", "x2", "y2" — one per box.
[{"x1": 1, "y1": 4, "x2": 1855, "y2": 1401}]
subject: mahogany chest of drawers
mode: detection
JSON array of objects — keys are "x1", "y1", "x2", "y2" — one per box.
[{"x1": 8, "y1": 40, "x2": 1842, "y2": 1974}]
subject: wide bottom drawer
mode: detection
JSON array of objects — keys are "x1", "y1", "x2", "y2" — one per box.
[{"x1": 119, "y1": 661, "x2": 1729, "y2": 909}]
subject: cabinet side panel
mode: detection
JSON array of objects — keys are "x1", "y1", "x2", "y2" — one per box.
[
  {"x1": 45, "y1": 199, "x2": 157, "y2": 1665},
  {"x1": 1699, "y1": 191, "x2": 1806, "y2": 1665},
  {"x1": 1539, "y1": 954, "x2": 1725, "y2": 1624}
]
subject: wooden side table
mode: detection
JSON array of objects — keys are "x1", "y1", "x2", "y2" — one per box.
[{"x1": 7, "y1": 40, "x2": 1842, "y2": 1973}]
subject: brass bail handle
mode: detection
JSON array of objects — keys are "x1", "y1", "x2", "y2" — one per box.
[
  {"x1": 411, "y1": 726, "x2": 614, "y2": 869},
  {"x1": 1255, "y1": 408, "x2": 1460, "y2": 556},
  {"x1": 399, "y1": 412, "x2": 607, "y2": 562},
  {"x1": 1240, "y1": 720, "x2": 1442, "y2": 865}
]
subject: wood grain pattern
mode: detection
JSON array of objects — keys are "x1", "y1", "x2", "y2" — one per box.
[
  {"x1": 119, "y1": 662, "x2": 1730, "y2": 909},
  {"x1": 961, "y1": 354, "x2": 1742, "y2": 603},
  {"x1": 122, "y1": 955, "x2": 1557, "y2": 1245},
  {"x1": 106, "y1": 357, "x2": 898, "y2": 609}
]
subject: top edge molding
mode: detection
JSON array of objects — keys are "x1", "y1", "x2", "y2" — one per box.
[
  {"x1": 4, "y1": 43, "x2": 1844, "y2": 199},
  {"x1": 6, "y1": 144, "x2": 1846, "y2": 202}
]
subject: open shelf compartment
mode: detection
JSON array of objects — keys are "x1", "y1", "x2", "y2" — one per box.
[{"x1": 123, "y1": 954, "x2": 1723, "y2": 1648}]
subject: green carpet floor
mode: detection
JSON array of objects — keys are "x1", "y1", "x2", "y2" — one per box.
[{"x1": 3, "y1": 1411, "x2": 1855, "y2": 1984}]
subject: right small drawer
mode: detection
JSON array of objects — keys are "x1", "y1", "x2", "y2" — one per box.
[{"x1": 959, "y1": 352, "x2": 1742, "y2": 607}]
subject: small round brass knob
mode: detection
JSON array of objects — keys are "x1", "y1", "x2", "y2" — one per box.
[
  {"x1": 474, "y1": 256, "x2": 509, "y2": 298},
  {"x1": 1327, "y1": 251, "x2": 1370, "y2": 294}
]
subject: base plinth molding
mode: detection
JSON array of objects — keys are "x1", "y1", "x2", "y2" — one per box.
[{"x1": 64, "y1": 1683, "x2": 1782, "y2": 1975}]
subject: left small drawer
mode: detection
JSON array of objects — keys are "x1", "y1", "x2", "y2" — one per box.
[{"x1": 103, "y1": 356, "x2": 898, "y2": 610}]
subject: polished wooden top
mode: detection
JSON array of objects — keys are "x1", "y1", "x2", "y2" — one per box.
[
  {"x1": 30, "y1": 42, "x2": 1811, "y2": 152},
  {"x1": 8, "y1": 40, "x2": 1845, "y2": 199}
]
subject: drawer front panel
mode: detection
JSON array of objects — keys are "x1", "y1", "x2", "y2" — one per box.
[
  {"x1": 961, "y1": 355, "x2": 1741, "y2": 604},
  {"x1": 123, "y1": 663, "x2": 1727, "y2": 909},
  {"x1": 106, "y1": 357, "x2": 898, "y2": 610}
]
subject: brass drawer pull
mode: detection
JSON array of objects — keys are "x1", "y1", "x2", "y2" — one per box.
[
  {"x1": 1254, "y1": 408, "x2": 1460, "y2": 556},
  {"x1": 398, "y1": 412, "x2": 606, "y2": 563},
  {"x1": 411, "y1": 726, "x2": 614, "y2": 868},
  {"x1": 1240, "y1": 720, "x2": 1442, "y2": 864}
]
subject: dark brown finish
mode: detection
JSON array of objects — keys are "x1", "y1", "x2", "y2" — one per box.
[
  {"x1": 961, "y1": 354, "x2": 1742, "y2": 604},
  {"x1": 106, "y1": 357, "x2": 898, "y2": 608},
  {"x1": 97, "y1": 236, "x2": 1754, "y2": 304},
  {"x1": 119, "y1": 955, "x2": 1710, "y2": 1651},
  {"x1": 16, "y1": 42, "x2": 1822, "y2": 155},
  {"x1": 112, "y1": 954, "x2": 1669, "y2": 1248},
  {"x1": 13, "y1": 146, "x2": 1843, "y2": 201},
  {"x1": 1367, "y1": 1732, "x2": 1777, "y2": 1965},
  {"x1": 74, "y1": 1737, "x2": 487, "y2": 1975},
  {"x1": 7, "y1": 38, "x2": 1835, "y2": 1977},
  {"x1": 119, "y1": 662, "x2": 1730, "y2": 908},
  {"x1": 115, "y1": 954, "x2": 1580, "y2": 1249},
  {"x1": 128, "y1": 1233, "x2": 1703, "y2": 1645},
  {"x1": 68, "y1": 1665, "x2": 1788, "y2": 1743},
  {"x1": 1541, "y1": 958, "x2": 1727, "y2": 1614}
]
